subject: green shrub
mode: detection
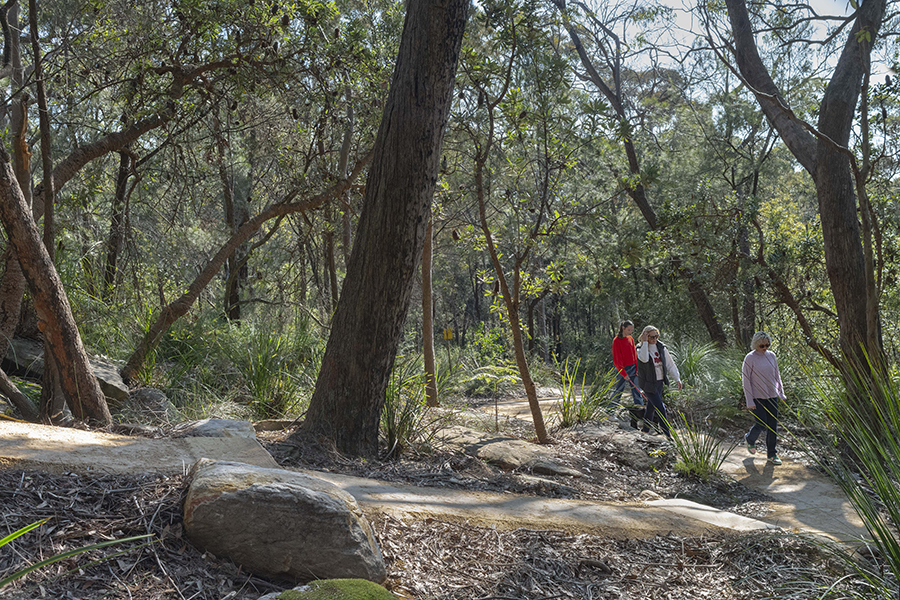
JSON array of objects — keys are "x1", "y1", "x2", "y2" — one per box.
[
  {"x1": 803, "y1": 360, "x2": 900, "y2": 599},
  {"x1": 667, "y1": 341, "x2": 746, "y2": 423},
  {"x1": 461, "y1": 363, "x2": 521, "y2": 398},
  {"x1": 668, "y1": 413, "x2": 739, "y2": 481},
  {"x1": 217, "y1": 320, "x2": 319, "y2": 419},
  {"x1": 674, "y1": 339, "x2": 718, "y2": 385},
  {"x1": 381, "y1": 356, "x2": 433, "y2": 459},
  {"x1": 554, "y1": 358, "x2": 614, "y2": 428},
  {"x1": 469, "y1": 322, "x2": 511, "y2": 364}
]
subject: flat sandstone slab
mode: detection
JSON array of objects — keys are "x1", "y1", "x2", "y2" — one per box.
[
  {"x1": 303, "y1": 469, "x2": 771, "y2": 538},
  {"x1": 0, "y1": 420, "x2": 279, "y2": 475}
]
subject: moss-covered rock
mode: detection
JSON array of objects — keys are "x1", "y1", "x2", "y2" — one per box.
[{"x1": 276, "y1": 578, "x2": 397, "y2": 599}]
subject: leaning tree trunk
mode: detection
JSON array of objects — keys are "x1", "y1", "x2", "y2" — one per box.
[
  {"x1": 119, "y1": 170, "x2": 369, "y2": 384},
  {"x1": 298, "y1": 0, "x2": 469, "y2": 457},
  {"x1": 0, "y1": 147, "x2": 111, "y2": 424}
]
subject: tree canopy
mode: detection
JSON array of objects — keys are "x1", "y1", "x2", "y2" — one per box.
[{"x1": 0, "y1": 0, "x2": 897, "y2": 451}]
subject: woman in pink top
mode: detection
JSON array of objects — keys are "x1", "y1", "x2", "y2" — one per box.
[{"x1": 742, "y1": 331, "x2": 787, "y2": 465}]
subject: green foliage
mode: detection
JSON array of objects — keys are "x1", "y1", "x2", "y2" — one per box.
[
  {"x1": 156, "y1": 313, "x2": 223, "y2": 378},
  {"x1": 674, "y1": 340, "x2": 717, "y2": 384},
  {"x1": 668, "y1": 413, "x2": 739, "y2": 481},
  {"x1": 126, "y1": 312, "x2": 321, "y2": 421},
  {"x1": 469, "y1": 322, "x2": 511, "y2": 365},
  {"x1": 667, "y1": 341, "x2": 745, "y2": 422},
  {"x1": 554, "y1": 358, "x2": 614, "y2": 428},
  {"x1": 7, "y1": 0, "x2": 896, "y2": 489},
  {"x1": 380, "y1": 356, "x2": 437, "y2": 459},
  {"x1": 217, "y1": 322, "x2": 317, "y2": 419},
  {"x1": 440, "y1": 324, "x2": 522, "y2": 398},
  {"x1": 461, "y1": 363, "x2": 521, "y2": 398},
  {"x1": 0, "y1": 518, "x2": 153, "y2": 589},
  {"x1": 802, "y1": 363, "x2": 900, "y2": 598}
]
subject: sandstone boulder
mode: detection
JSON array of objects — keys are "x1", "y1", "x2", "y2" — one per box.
[
  {"x1": 440, "y1": 425, "x2": 583, "y2": 476},
  {"x1": 2, "y1": 336, "x2": 129, "y2": 403},
  {"x1": 183, "y1": 459, "x2": 386, "y2": 584},
  {"x1": 114, "y1": 388, "x2": 179, "y2": 424},
  {"x1": 173, "y1": 418, "x2": 257, "y2": 439}
]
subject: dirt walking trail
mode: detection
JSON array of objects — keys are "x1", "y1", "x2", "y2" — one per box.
[
  {"x1": 484, "y1": 396, "x2": 869, "y2": 544},
  {"x1": 0, "y1": 399, "x2": 870, "y2": 546}
]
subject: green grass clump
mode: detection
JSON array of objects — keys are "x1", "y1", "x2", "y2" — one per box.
[
  {"x1": 554, "y1": 358, "x2": 614, "y2": 428},
  {"x1": 127, "y1": 312, "x2": 322, "y2": 422},
  {"x1": 668, "y1": 413, "x2": 738, "y2": 481},
  {"x1": 803, "y1": 360, "x2": 900, "y2": 599},
  {"x1": 1, "y1": 519, "x2": 152, "y2": 589},
  {"x1": 381, "y1": 355, "x2": 437, "y2": 459}
]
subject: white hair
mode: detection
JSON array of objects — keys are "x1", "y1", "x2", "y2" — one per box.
[{"x1": 750, "y1": 331, "x2": 772, "y2": 350}]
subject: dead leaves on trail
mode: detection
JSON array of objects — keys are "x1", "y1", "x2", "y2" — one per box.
[{"x1": 373, "y1": 513, "x2": 825, "y2": 600}]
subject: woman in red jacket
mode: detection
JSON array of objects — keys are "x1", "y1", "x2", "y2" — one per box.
[{"x1": 612, "y1": 320, "x2": 643, "y2": 409}]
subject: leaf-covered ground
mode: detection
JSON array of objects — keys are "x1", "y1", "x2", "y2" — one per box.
[{"x1": 0, "y1": 408, "x2": 866, "y2": 599}]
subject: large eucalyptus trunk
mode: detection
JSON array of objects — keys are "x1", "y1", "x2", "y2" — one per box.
[{"x1": 298, "y1": 0, "x2": 469, "y2": 457}]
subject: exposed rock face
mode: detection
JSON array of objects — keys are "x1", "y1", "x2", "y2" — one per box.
[
  {"x1": 440, "y1": 425, "x2": 583, "y2": 476},
  {"x1": 173, "y1": 418, "x2": 257, "y2": 439},
  {"x1": 570, "y1": 422, "x2": 667, "y2": 472},
  {"x1": 183, "y1": 459, "x2": 386, "y2": 584},
  {"x1": 115, "y1": 388, "x2": 179, "y2": 425},
  {"x1": 2, "y1": 336, "x2": 129, "y2": 403}
]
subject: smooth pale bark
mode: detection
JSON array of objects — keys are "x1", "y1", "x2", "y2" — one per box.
[
  {"x1": 0, "y1": 147, "x2": 110, "y2": 423},
  {"x1": 422, "y1": 217, "x2": 438, "y2": 407},
  {"x1": 298, "y1": 0, "x2": 469, "y2": 457},
  {"x1": 723, "y1": 0, "x2": 886, "y2": 365}
]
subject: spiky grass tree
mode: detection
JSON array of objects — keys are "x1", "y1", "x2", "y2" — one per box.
[{"x1": 808, "y1": 362, "x2": 900, "y2": 599}]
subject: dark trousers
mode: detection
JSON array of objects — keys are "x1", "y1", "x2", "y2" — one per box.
[
  {"x1": 641, "y1": 380, "x2": 669, "y2": 436},
  {"x1": 613, "y1": 363, "x2": 643, "y2": 405},
  {"x1": 747, "y1": 397, "x2": 779, "y2": 458}
]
